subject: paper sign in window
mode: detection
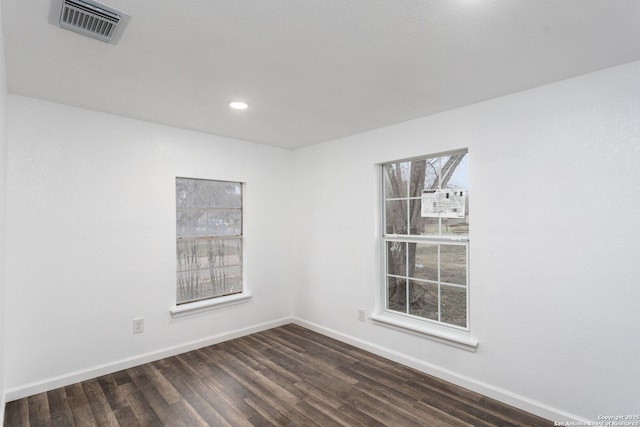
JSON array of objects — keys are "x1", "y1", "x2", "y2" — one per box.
[{"x1": 421, "y1": 189, "x2": 466, "y2": 218}]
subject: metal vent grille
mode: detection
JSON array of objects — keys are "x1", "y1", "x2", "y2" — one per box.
[{"x1": 54, "y1": 0, "x2": 129, "y2": 43}]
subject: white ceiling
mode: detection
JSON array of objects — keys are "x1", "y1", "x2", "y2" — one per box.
[{"x1": 2, "y1": 0, "x2": 640, "y2": 149}]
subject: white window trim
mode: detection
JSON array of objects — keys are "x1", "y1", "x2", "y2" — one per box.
[
  {"x1": 374, "y1": 150, "x2": 478, "y2": 350},
  {"x1": 370, "y1": 312, "x2": 478, "y2": 352},
  {"x1": 170, "y1": 292, "x2": 252, "y2": 318}
]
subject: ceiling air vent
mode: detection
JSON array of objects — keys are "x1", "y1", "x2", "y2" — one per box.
[{"x1": 51, "y1": 0, "x2": 130, "y2": 44}]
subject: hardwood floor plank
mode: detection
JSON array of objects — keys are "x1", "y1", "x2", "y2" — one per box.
[
  {"x1": 292, "y1": 389, "x2": 368, "y2": 426},
  {"x1": 213, "y1": 349, "x2": 301, "y2": 409},
  {"x1": 64, "y1": 383, "x2": 97, "y2": 426},
  {"x1": 155, "y1": 355, "x2": 248, "y2": 426},
  {"x1": 271, "y1": 329, "x2": 363, "y2": 380},
  {"x1": 246, "y1": 412, "x2": 277, "y2": 427},
  {"x1": 276, "y1": 326, "x2": 360, "y2": 367},
  {"x1": 46, "y1": 387, "x2": 75, "y2": 427},
  {"x1": 27, "y1": 392, "x2": 53, "y2": 427},
  {"x1": 417, "y1": 392, "x2": 512, "y2": 427},
  {"x1": 335, "y1": 402, "x2": 387, "y2": 427},
  {"x1": 405, "y1": 372, "x2": 525, "y2": 426},
  {"x1": 228, "y1": 337, "x2": 303, "y2": 386},
  {"x1": 118, "y1": 381, "x2": 164, "y2": 427},
  {"x1": 166, "y1": 400, "x2": 210, "y2": 427},
  {"x1": 244, "y1": 395, "x2": 318, "y2": 427},
  {"x1": 292, "y1": 379, "x2": 343, "y2": 411},
  {"x1": 125, "y1": 366, "x2": 179, "y2": 425},
  {"x1": 262, "y1": 342, "x2": 360, "y2": 388},
  {"x1": 342, "y1": 387, "x2": 425, "y2": 426},
  {"x1": 218, "y1": 340, "x2": 264, "y2": 371},
  {"x1": 138, "y1": 363, "x2": 182, "y2": 405},
  {"x1": 190, "y1": 352, "x2": 264, "y2": 418},
  {"x1": 293, "y1": 379, "x2": 388, "y2": 427},
  {"x1": 82, "y1": 378, "x2": 120, "y2": 426},
  {"x1": 3, "y1": 399, "x2": 28, "y2": 427},
  {"x1": 97, "y1": 375, "x2": 128, "y2": 411},
  {"x1": 259, "y1": 328, "x2": 307, "y2": 354},
  {"x1": 292, "y1": 400, "x2": 340, "y2": 427},
  {"x1": 4, "y1": 324, "x2": 554, "y2": 427},
  {"x1": 350, "y1": 370, "x2": 472, "y2": 427},
  {"x1": 112, "y1": 369, "x2": 133, "y2": 386},
  {"x1": 111, "y1": 405, "x2": 141, "y2": 427},
  {"x1": 340, "y1": 361, "x2": 424, "y2": 400}
]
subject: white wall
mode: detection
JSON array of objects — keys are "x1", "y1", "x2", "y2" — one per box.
[
  {"x1": 290, "y1": 61, "x2": 640, "y2": 421},
  {"x1": 4, "y1": 96, "x2": 294, "y2": 395},
  {"x1": 0, "y1": 2, "x2": 8, "y2": 423}
]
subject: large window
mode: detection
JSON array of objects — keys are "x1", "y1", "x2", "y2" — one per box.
[
  {"x1": 176, "y1": 178, "x2": 243, "y2": 305},
  {"x1": 382, "y1": 150, "x2": 469, "y2": 329}
]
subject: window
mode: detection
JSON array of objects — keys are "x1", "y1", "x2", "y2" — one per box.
[
  {"x1": 175, "y1": 178, "x2": 243, "y2": 305},
  {"x1": 382, "y1": 150, "x2": 469, "y2": 330}
]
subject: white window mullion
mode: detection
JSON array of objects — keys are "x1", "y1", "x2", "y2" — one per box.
[
  {"x1": 405, "y1": 162, "x2": 411, "y2": 315},
  {"x1": 437, "y1": 243, "x2": 442, "y2": 322},
  {"x1": 466, "y1": 242, "x2": 470, "y2": 329},
  {"x1": 405, "y1": 243, "x2": 410, "y2": 314}
]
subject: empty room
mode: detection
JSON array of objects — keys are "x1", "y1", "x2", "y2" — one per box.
[{"x1": 0, "y1": 0, "x2": 639, "y2": 425}]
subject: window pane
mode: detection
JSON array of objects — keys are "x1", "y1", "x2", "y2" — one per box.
[
  {"x1": 442, "y1": 216, "x2": 468, "y2": 236},
  {"x1": 384, "y1": 163, "x2": 408, "y2": 199},
  {"x1": 409, "y1": 158, "x2": 440, "y2": 197},
  {"x1": 177, "y1": 208, "x2": 241, "y2": 237},
  {"x1": 387, "y1": 276, "x2": 407, "y2": 312},
  {"x1": 443, "y1": 153, "x2": 468, "y2": 191},
  {"x1": 212, "y1": 238, "x2": 243, "y2": 268},
  {"x1": 177, "y1": 238, "x2": 242, "y2": 272},
  {"x1": 207, "y1": 209, "x2": 241, "y2": 235},
  {"x1": 411, "y1": 243, "x2": 437, "y2": 281},
  {"x1": 385, "y1": 200, "x2": 407, "y2": 234},
  {"x1": 440, "y1": 245, "x2": 467, "y2": 285},
  {"x1": 407, "y1": 153, "x2": 469, "y2": 237},
  {"x1": 176, "y1": 209, "x2": 197, "y2": 238},
  {"x1": 177, "y1": 269, "x2": 202, "y2": 303},
  {"x1": 177, "y1": 239, "x2": 205, "y2": 272},
  {"x1": 209, "y1": 265, "x2": 243, "y2": 297},
  {"x1": 408, "y1": 280, "x2": 438, "y2": 321},
  {"x1": 409, "y1": 199, "x2": 424, "y2": 235},
  {"x1": 387, "y1": 241, "x2": 406, "y2": 276},
  {"x1": 441, "y1": 153, "x2": 468, "y2": 236},
  {"x1": 177, "y1": 265, "x2": 242, "y2": 304},
  {"x1": 176, "y1": 178, "x2": 241, "y2": 208},
  {"x1": 441, "y1": 285, "x2": 466, "y2": 327}
]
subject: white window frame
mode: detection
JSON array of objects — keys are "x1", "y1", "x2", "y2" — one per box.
[
  {"x1": 371, "y1": 150, "x2": 478, "y2": 351},
  {"x1": 170, "y1": 177, "x2": 251, "y2": 318}
]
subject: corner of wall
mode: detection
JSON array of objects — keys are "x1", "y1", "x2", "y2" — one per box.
[{"x1": 0, "y1": 1, "x2": 11, "y2": 422}]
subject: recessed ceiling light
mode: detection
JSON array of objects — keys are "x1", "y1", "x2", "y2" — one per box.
[{"x1": 229, "y1": 101, "x2": 249, "y2": 110}]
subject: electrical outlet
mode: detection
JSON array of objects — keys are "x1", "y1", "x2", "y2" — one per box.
[
  {"x1": 357, "y1": 308, "x2": 366, "y2": 322},
  {"x1": 133, "y1": 317, "x2": 144, "y2": 334}
]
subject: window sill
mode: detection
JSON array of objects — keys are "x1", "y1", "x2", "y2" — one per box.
[
  {"x1": 370, "y1": 313, "x2": 478, "y2": 352},
  {"x1": 170, "y1": 293, "x2": 252, "y2": 318}
]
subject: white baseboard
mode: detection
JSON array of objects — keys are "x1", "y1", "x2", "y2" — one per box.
[
  {"x1": 4, "y1": 317, "x2": 292, "y2": 402},
  {"x1": 292, "y1": 317, "x2": 589, "y2": 424}
]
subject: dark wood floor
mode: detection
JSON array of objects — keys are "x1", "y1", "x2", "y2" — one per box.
[{"x1": 4, "y1": 324, "x2": 552, "y2": 426}]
